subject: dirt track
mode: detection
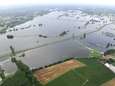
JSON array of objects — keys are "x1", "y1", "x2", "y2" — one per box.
[{"x1": 101, "y1": 78, "x2": 115, "y2": 86}]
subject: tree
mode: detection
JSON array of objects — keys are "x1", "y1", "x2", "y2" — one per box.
[
  {"x1": 0, "y1": 66, "x2": 5, "y2": 81},
  {"x1": 9, "y1": 46, "x2": 41, "y2": 86},
  {"x1": 89, "y1": 49, "x2": 101, "y2": 59}
]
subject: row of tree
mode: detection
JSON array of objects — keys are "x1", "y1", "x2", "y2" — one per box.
[{"x1": 0, "y1": 46, "x2": 41, "y2": 86}]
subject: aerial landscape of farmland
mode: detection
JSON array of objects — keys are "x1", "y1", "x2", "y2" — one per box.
[{"x1": 0, "y1": 0, "x2": 115, "y2": 86}]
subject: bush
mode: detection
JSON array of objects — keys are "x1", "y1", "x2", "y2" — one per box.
[{"x1": 89, "y1": 49, "x2": 101, "y2": 59}]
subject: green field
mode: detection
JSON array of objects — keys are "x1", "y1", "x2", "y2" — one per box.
[
  {"x1": 45, "y1": 58, "x2": 115, "y2": 86},
  {"x1": 1, "y1": 58, "x2": 115, "y2": 86},
  {"x1": 1, "y1": 70, "x2": 32, "y2": 86}
]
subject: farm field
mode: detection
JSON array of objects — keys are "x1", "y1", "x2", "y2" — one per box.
[
  {"x1": 1, "y1": 58, "x2": 115, "y2": 86},
  {"x1": 34, "y1": 59, "x2": 86, "y2": 84},
  {"x1": 101, "y1": 78, "x2": 115, "y2": 86},
  {"x1": 45, "y1": 58, "x2": 115, "y2": 86}
]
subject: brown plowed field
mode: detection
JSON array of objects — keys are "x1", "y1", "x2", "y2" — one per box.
[{"x1": 34, "y1": 59, "x2": 86, "y2": 84}]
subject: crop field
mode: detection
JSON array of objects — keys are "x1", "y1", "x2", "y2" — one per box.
[
  {"x1": 1, "y1": 58, "x2": 115, "y2": 86},
  {"x1": 101, "y1": 78, "x2": 115, "y2": 86},
  {"x1": 34, "y1": 59, "x2": 85, "y2": 84},
  {"x1": 44, "y1": 58, "x2": 115, "y2": 86}
]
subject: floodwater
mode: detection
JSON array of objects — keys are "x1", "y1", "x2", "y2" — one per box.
[{"x1": 0, "y1": 10, "x2": 115, "y2": 73}]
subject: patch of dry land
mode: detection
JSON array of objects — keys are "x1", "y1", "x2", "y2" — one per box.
[
  {"x1": 101, "y1": 78, "x2": 115, "y2": 86},
  {"x1": 34, "y1": 59, "x2": 86, "y2": 84}
]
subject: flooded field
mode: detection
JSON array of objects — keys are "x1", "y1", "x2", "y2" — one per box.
[{"x1": 0, "y1": 10, "x2": 115, "y2": 73}]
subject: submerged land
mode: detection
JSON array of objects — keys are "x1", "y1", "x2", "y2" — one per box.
[{"x1": 0, "y1": 5, "x2": 115, "y2": 86}]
